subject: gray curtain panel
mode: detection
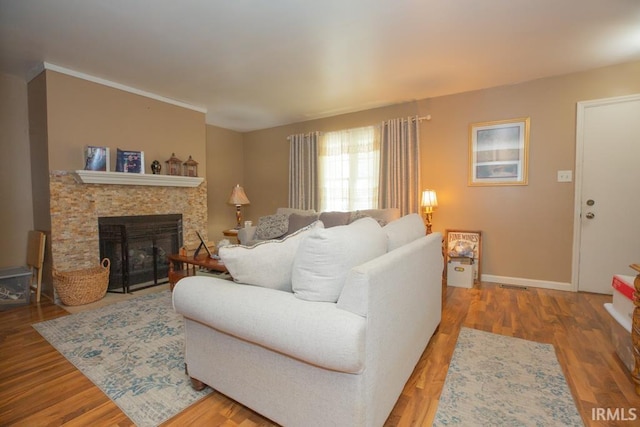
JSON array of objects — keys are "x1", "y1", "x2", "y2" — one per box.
[
  {"x1": 288, "y1": 132, "x2": 319, "y2": 210},
  {"x1": 378, "y1": 116, "x2": 421, "y2": 216}
]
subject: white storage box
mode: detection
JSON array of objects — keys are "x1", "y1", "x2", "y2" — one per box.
[
  {"x1": 612, "y1": 275, "x2": 635, "y2": 326},
  {"x1": 604, "y1": 302, "x2": 635, "y2": 373},
  {"x1": 447, "y1": 258, "x2": 474, "y2": 288},
  {"x1": 0, "y1": 266, "x2": 31, "y2": 310}
]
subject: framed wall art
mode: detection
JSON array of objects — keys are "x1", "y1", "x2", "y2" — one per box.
[
  {"x1": 445, "y1": 229, "x2": 482, "y2": 283},
  {"x1": 469, "y1": 117, "x2": 529, "y2": 186}
]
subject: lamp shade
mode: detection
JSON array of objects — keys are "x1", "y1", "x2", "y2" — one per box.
[
  {"x1": 421, "y1": 189, "x2": 438, "y2": 211},
  {"x1": 228, "y1": 184, "x2": 250, "y2": 206}
]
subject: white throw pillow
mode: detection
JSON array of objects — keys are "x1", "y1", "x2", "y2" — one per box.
[
  {"x1": 383, "y1": 213, "x2": 426, "y2": 251},
  {"x1": 219, "y1": 221, "x2": 323, "y2": 292},
  {"x1": 292, "y1": 217, "x2": 387, "y2": 302}
]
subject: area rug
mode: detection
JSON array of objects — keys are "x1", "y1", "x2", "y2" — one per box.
[
  {"x1": 433, "y1": 328, "x2": 583, "y2": 426},
  {"x1": 33, "y1": 290, "x2": 211, "y2": 427}
]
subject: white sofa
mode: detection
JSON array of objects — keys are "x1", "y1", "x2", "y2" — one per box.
[{"x1": 173, "y1": 214, "x2": 443, "y2": 427}]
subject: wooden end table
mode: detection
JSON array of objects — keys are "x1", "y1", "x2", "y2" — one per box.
[
  {"x1": 223, "y1": 228, "x2": 239, "y2": 243},
  {"x1": 167, "y1": 253, "x2": 229, "y2": 290}
]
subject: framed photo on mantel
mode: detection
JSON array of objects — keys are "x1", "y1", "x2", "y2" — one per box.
[
  {"x1": 84, "y1": 146, "x2": 110, "y2": 171},
  {"x1": 445, "y1": 229, "x2": 482, "y2": 283},
  {"x1": 115, "y1": 148, "x2": 145, "y2": 174}
]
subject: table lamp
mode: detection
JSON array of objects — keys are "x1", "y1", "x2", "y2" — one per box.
[
  {"x1": 421, "y1": 189, "x2": 438, "y2": 234},
  {"x1": 228, "y1": 184, "x2": 251, "y2": 229}
]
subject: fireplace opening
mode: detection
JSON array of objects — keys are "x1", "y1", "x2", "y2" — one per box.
[{"x1": 99, "y1": 214, "x2": 183, "y2": 293}]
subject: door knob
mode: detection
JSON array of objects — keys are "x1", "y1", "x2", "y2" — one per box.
[{"x1": 585, "y1": 212, "x2": 595, "y2": 219}]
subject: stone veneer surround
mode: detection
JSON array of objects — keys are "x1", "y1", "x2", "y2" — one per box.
[{"x1": 49, "y1": 171, "x2": 207, "y2": 271}]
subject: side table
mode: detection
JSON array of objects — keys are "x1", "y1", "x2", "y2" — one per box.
[
  {"x1": 223, "y1": 228, "x2": 239, "y2": 243},
  {"x1": 167, "y1": 253, "x2": 229, "y2": 290}
]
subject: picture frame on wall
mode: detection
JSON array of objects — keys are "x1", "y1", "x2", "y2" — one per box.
[
  {"x1": 115, "y1": 148, "x2": 145, "y2": 174},
  {"x1": 469, "y1": 117, "x2": 529, "y2": 186},
  {"x1": 84, "y1": 146, "x2": 110, "y2": 171},
  {"x1": 445, "y1": 229, "x2": 482, "y2": 283}
]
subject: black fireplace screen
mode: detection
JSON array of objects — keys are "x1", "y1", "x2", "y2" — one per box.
[{"x1": 99, "y1": 214, "x2": 183, "y2": 293}]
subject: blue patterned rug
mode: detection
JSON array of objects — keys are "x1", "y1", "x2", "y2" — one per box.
[
  {"x1": 434, "y1": 328, "x2": 583, "y2": 426},
  {"x1": 33, "y1": 290, "x2": 211, "y2": 426}
]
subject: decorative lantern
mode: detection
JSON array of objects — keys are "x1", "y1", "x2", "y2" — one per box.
[
  {"x1": 165, "y1": 153, "x2": 182, "y2": 176},
  {"x1": 183, "y1": 155, "x2": 199, "y2": 177}
]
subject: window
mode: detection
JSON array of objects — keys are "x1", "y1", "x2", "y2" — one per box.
[{"x1": 318, "y1": 126, "x2": 379, "y2": 211}]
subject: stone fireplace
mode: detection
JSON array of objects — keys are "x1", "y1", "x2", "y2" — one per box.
[{"x1": 48, "y1": 171, "x2": 207, "y2": 287}]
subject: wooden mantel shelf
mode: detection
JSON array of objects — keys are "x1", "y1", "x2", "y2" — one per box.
[{"x1": 72, "y1": 170, "x2": 204, "y2": 187}]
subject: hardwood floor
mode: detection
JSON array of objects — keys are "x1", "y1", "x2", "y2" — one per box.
[{"x1": 1, "y1": 283, "x2": 638, "y2": 426}]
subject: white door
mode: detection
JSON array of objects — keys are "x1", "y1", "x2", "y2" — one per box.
[{"x1": 573, "y1": 94, "x2": 640, "y2": 294}]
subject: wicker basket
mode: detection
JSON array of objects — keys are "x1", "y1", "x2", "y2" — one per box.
[{"x1": 53, "y1": 258, "x2": 110, "y2": 306}]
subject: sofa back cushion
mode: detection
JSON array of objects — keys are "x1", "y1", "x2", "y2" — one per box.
[
  {"x1": 357, "y1": 208, "x2": 401, "y2": 225},
  {"x1": 292, "y1": 217, "x2": 387, "y2": 302},
  {"x1": 383, "y1": 213, "x2": 426, "y2": 251},
  {"x1": 219, "y1": 221, "x2": 323, "y2": 292}
]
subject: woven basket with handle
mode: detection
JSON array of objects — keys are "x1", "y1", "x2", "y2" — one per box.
[{"x1": 53, "y1": 258, "x2": 110, "y2": 306}]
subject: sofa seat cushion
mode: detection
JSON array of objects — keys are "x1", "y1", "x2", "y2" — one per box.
[
  {"x1": 173, "y1": 277, "x2": 367, "y2": 373},
  {"x1": 219, "y1": 221, "x2": 323, "y2": 291},
  {"x1": 292, "y1": 217, "x2": 387, "y2": 302}
]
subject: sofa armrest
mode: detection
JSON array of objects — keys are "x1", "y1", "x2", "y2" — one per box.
[{"x1": 337, "y1": 233, "x2": 443, "y2": 318}]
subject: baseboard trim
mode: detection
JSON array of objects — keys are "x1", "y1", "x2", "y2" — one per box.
[{"x1": 482, "y1": 275, "x2": 573, "y2": 292}]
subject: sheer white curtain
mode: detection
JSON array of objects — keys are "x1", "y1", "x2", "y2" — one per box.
[
  {"x1": 288, "y1": 132, "x2": 319, "y2": 210},
  {"x1": 378, "y1": 116, "x2": 421, "y2": 216},
  {"x1": 318, "y1": 126, "x2": 379, "y2": 211}
]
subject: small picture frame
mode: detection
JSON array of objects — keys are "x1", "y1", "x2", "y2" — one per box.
[
  {"x1": 445, "y1": 230, "x2": 482, "y2": 283},
  {"x1": 115, "y1": 149, "x2": 144, "y2": 174},
  {"x1": 469, "y1": 117, "x2": 529, "y2": 186},
  {"x1": 193, "y1": 231, "x2": 214, "y2": 258},
  {"x1": 84, "y1": 146, "x2": 110, "y2": 171}
]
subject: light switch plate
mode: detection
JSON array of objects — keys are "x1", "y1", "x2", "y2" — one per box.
[{"x1": 557, "y1": 170, "x2": 572, "y2": 182}]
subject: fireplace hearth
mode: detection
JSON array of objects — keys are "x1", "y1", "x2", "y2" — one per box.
[{"x1": 99, "y1": 214, "x2": 183, "y2": 293}]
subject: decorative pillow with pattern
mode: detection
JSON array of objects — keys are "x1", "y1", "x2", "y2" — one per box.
[
  {"x1": 219, "y1": 221, "x2": 324, "y2": 292},
  {"x1": 254, "y1": 213, "x2": 289, "y2": 240}
]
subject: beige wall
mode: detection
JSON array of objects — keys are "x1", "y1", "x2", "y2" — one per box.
[
  {"x1": 45, "y1": 71, "x2": 206, "y2": 174},
  {"x1": 242, "y1": 60, "x2": 640, "y2": 285},
  {"x1": 205, "y1": 124, "x2": 244, "y2": 242},
  {"x1": 0, "y1": 74, "x2": 33, "y2": 268}
]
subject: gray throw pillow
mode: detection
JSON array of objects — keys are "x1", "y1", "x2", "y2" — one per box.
[
  {"x1": 255, "y1": 213, "x2": 289, "y2": 240},
  {"x1": 285, "y1": 213, "x2": 318, "y2": 236},
  {"x1": 318, "y1": 211, "x2": 351, "y2": 228}
]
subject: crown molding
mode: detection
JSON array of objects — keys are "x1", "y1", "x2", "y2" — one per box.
[{"x1": 39, "y1": 62, "x2": 207, "y2": 114}]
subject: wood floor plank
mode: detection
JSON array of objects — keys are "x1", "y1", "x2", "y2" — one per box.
[{"x1": 1, "y1": 282, "x2": 639, "y2": 426}]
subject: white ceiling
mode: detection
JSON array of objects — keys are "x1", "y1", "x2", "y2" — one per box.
[{"x1": 1, "y1": 0, "x2": 639, "y2": 132}]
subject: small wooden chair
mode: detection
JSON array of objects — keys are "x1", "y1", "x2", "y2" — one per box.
[{"x1": 27, "y1": 230, "x2": 46, "y2": 303}]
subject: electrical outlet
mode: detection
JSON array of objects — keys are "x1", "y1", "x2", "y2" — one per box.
[{"x1": 557, "y1": 170, "x2": 572, "y2": 182}]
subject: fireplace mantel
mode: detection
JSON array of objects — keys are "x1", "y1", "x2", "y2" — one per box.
[{"x1": 72, "y1": 170, "x2": 204, "y2": 187}]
